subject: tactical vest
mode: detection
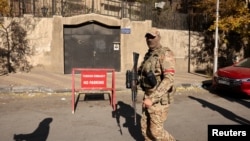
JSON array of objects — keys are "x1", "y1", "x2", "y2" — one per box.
[
  {"x1": 139, "y1": 47, "x2": 175, "y2": 104},
  {"x1": 139, "y1": 47, "x2": 169, "y2": 89}
]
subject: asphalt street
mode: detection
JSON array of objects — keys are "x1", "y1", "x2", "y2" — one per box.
[{"x1": 0, "y1": 87, "x2": 250, "y2": 141}]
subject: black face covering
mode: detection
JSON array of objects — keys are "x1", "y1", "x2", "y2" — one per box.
[{"x1": 145, "y1": 33, "x2": 156, "y2": 39}]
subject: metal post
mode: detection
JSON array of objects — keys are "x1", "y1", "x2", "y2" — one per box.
[
  {"x1": 92, "y1": 0, "x2": 94, "y2": 13},
  {"x1": 61, "y1": 0, "x2": 64, "y2": 16},
  {"x1": 41, "y1": 0, "x2": 48, "y2": 17},
  {"x1": 213, "y1": 0, "x2": 219, "y2": 74},
  {"x1": 19, "y1": 0, "x2": 21, "y2": 16},
  {"x1": 33, "y1": 0, "x2": 35, "y2": 15},
  {"x1": 22, "y1": 0, "x2": 25, "y2": 14},
  {"x1": 52, "y1": 0, "x2": 55, "y2": 16}
]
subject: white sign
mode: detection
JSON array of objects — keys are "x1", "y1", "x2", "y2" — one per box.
[{"x1": 114, "y1": 43, "x2": 120, "y2": 51}]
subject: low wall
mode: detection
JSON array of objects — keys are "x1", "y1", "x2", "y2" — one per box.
[{"x1": 1, "y1": 14, "x2": 204, "y2": 74}]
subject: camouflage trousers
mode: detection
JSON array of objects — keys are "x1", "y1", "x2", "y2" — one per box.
[{"x1": 141, "y1": 103, "x2": 176, "y2": 141}]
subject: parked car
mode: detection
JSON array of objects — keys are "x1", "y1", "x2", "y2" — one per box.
[{"x1": 212, "y1": 57, "x2": 250, "y2": 96}]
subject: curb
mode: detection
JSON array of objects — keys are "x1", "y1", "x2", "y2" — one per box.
[{"x1": 0, "y1": 82, "x2": 212, "y2": 94}]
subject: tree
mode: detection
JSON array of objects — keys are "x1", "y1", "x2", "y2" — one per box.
[
  {"x1": 0, "y1": 0, "x2": 33, "y2": 74},
  {"x1": 192, "y1": 0, "x2": 250, "y2": 69},
  {"x1": 195, "y1": 1, "x2": 249, "y2": 47},
  {"x1": 0, "y1": 19, "x2": 33, "y2": 73}
]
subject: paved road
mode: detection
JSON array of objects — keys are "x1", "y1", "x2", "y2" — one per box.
[{"x1": 0, "y1": 88, "x2": 250, "y2": 141}]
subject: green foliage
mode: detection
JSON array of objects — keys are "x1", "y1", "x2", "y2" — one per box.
[
  {"x1": 189, "y1": 0, "x2": 250, "y2": 73},
  {"x1": 193, "y1": 0, "x2": 250, "y2": 35},
  {"x1": 193, "y1": 0, "x2": 250, "y2": 59}
]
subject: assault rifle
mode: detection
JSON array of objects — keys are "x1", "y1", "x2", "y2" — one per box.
[{"x1": 126, "y1": 52, "x2": 139, "y2": 126}]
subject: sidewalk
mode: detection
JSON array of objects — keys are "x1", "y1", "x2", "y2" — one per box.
[{"x1": 0, "y1": 69, "x2": 212, "y2": 93}]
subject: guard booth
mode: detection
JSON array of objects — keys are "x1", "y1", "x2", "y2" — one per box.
[{"x1": 71, "y1": 68, "x2": 116, "y2": 114}]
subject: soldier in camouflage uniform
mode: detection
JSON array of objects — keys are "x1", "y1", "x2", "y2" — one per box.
[{"x1": 138, "y1": 28, "x2": 176, "y2": 141}]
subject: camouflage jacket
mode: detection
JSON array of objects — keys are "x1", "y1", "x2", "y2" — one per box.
[{"x1": 138, "y1": 46, "x2": 176, "y2": 104}]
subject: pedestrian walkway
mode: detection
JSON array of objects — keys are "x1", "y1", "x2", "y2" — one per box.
[{"x1": 0, "y1": 69, "x2": 212, "y2": 93}]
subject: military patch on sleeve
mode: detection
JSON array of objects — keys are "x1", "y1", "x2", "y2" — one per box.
[{"x1": 164, "y1": 69, "x2": 175, "y2": 74}]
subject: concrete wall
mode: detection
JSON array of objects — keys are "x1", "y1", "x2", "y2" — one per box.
[{"x1": 1, "y1": 14, "x2": 203, "y2": 74}]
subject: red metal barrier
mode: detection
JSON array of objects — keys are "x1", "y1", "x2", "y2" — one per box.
[{"x1": 71, "y1": 68, "x2": 116, "y2": 114}]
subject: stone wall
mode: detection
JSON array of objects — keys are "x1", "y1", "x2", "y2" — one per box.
[{"x1": 1, "y1": 13, "x2": 204, "y2": 74}]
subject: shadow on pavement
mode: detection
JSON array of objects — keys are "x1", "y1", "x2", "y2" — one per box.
[
  {"x1": 203, "y1": 80, "x2": 250, "y2": 109},
  {"x1": 200, "y1": 79, "x2": 250, "y2": 108},
  {"x1": 210, "y1": 89, "x2": 250, "y2": 109},
  {"x1": 13, "y1": 117, "x2": 53, "y2": 141},
  {"x1": 188, "y1": 96, "x2": 250, "y2": 125},
  {"x1": 74, "y1": 93, "x2": 110, "y2": 112},
  {"x1": 201, "y1": 80, "x2": 213, "y2": 90},
  {"x1": 112, "y1": 101, "x2": 144, "y2": 141}
]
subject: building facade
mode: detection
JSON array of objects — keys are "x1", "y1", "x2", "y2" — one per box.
[{"x1": 1, "y1": 0, "x2": 206, "y2": 74}]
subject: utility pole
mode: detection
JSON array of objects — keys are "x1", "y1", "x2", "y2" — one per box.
[{"x1": 213, "y1": 0, "x2": 220, "y2": 74}]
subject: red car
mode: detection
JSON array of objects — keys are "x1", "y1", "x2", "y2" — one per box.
[{"x1": 212, "y1": 57, "x2": 250, "y2": 96}]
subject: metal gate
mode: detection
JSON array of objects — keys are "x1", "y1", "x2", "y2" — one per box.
[{"x1": 64, "y1": 21, "x2": 121, "y2": 74}]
